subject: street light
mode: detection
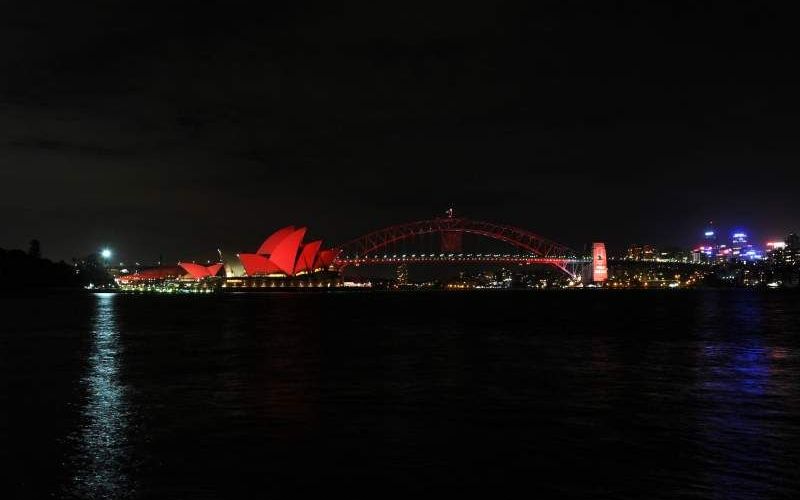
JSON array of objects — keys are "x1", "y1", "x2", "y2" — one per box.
[{"x1": 101, "y1": 248, "x2": 112, "y2": 260}]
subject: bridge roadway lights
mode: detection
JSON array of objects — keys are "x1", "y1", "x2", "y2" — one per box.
[{"x1": 335, "y1": 256, "x2": 592, "y2": 280}]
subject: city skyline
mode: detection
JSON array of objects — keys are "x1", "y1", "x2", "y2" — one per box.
[{"x1": 7, "y1": 216, "x2": 798, "y2": 267}]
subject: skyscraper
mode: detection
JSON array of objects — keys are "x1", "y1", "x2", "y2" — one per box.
[{"x1": 787, "y1": 233, "x2": 800, "y2": 265}]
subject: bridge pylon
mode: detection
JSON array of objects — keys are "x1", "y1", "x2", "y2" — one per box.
[{"x1": 583, "y1": 242, "x2": 608, "y2": 283}]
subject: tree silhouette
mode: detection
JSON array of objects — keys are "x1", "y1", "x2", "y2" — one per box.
[{"x1": 28, "y1": 239, "x2": 41, "y2": 259}]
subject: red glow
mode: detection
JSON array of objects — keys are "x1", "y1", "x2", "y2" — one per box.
[
  {"x1": 335, "y1": 217, "x2": 573, "y2": 259},
  {"x1": 331, "y1": 218, "x2": 580, "y2": 277},
  {"x1": 257, "y1": 226, "x2": 295, "y2": 255},
  {"x1": 270, "y1": 227, "x2": 307, "y2": 275},
  {"x1": 315, "y1": 248, "x2": 340, "y2": 269},
  {"x1": 238, "y1": 254, "x2": 281, "y2": 276},
  {"x1": 294, "y1": 240, "x2": 322, "y2": 274},
  {"x1": 179, "y1": 262, "x2": 212, "y2": 279},
  {"x1": 178, "y1": 262, "x2": 225, "y2": 279},
  {"x1": 592, "y1": 242, "x2": 608, "y2": 282},
  {"x1": 117, "y1": 266, "x2": 182, "y2": 283}
]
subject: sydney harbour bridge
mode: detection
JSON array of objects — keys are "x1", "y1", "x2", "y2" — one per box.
[{"x1": 332, "y1": 211, "x2": 605, "y2": 282}]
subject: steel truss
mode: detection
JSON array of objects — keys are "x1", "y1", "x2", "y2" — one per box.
[{"x1": 333, "y1": 217, "x2": 586, "y2": 278}]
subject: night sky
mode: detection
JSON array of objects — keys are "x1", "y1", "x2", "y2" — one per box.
[{"x1": 2, "y1": 1, "x2": 798, "y2": 263}]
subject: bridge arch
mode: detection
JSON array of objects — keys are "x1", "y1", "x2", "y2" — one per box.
[{"x1": 333, "y1": 217, "x2": 583, "y2": 278}]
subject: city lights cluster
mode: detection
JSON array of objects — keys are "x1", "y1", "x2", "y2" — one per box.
[{"x1": 691, "y1": 228, "x2": 798, "y2": 264}]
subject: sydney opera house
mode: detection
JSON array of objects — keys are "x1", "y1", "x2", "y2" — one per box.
[{"x1": 117, "y1": 226, "x2": 341, "y2": 290}]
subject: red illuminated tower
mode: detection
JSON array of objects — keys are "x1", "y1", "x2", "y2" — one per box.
[{"x1": 592, "y1": 242, "x2": 608, "y2": 283}]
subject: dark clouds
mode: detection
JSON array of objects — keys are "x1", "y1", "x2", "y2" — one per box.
[{"x1": 1, "y1": 1, "x2": 799, "y2": 262}]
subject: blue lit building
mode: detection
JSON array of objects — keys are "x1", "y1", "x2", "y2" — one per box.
[{"x1": 730, "y1": 231, "x2": 763, "y2": 261}]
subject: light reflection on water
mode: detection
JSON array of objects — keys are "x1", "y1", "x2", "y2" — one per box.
[
  {"x1": 695, "y1": 293, "x2": 793, "y2": 499},
  {"x1": 69, "y1": 293, "x2": 134, "y2": 498},
  {"x1": 22, "y1": 290, "x2": 794, "y2": 497}
]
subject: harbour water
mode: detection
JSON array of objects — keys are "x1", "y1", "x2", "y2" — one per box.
[{"x1": 2, "y1": 290, "x2": 799, "y2": 498}]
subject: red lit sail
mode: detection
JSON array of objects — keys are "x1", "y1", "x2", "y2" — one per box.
[
  {"x1": 206, "y1": 263, "x2": 223, "y2": 276},
  {"x1": 118, "y1": 266, "x2": 182, "y2": 283},
  {"x1": 257, "y1": 226, "x2": 295, "y2": 255},
  {"x1": 179, "y1": 262, "x2": 212, "y2": 279},
  {"x1": 269, "y1": 227, "x2": 307, "y2": 275},
  {"x1": 178, "y1": 262, "x2": 225, "y2": 279},
  {"x1": 294, "y1": 240, "x2": 322, "y2": 274},
  {"x1": 239, "y1": 254, "x2": 281, "y2": 276}
]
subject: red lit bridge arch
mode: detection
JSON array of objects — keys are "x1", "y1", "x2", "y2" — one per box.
[{"x1": 333, "y1": 217, "x2": 589, "y2": 279}]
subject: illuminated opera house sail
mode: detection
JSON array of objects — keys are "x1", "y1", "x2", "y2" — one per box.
[
  {"x1": 224, "y1": 226, "x2": 339, "y2": 280},
  {"x1": 117, "y1": 226, "x2": 341, "y2": 290}
]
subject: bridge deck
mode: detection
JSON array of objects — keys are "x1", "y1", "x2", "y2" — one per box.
[{"x1": 335, "y1": 255, "x2": 589, "y2": 265}]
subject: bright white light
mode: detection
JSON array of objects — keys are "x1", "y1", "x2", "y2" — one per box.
[{"x1": 101, "y1": 248, "x2": 113, "y2": 259}]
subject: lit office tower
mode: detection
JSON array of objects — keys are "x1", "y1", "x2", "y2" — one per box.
[
  {"x1": 787, "y1": 233, "x2": 800, "y2": 265},
  {"x1": 731, "y1": 231, "x2": 748, "y2": 259},
  {"x1": 732, "y1": 232, "x2": 748, "y2": 246},
  {"x1": 730, "y1": 231, "x2": 762, "y2": 261},
  {"x1": 626, "y1": 244, "x2": 643, "y2": 260},
  {"x1": 704, "y1": 227, "x2": 716, "y2": 245},
  {"x1": 698, "y1": 226, "x2": 717, "y2": 261},
  {"x1": 766, "y1": 241, "x2": 787, "y2": 263}
]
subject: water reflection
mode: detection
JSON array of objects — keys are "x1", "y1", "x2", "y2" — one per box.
[
  {"x1": 695, "y1": 292, "x2": 788, "y2": 499},
  {"x1": 70, "y1": 293, "x2": 133, "y2": 498},
  {"x1": 257, "y1": 301, "x2": 320, "y2": 442}
]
